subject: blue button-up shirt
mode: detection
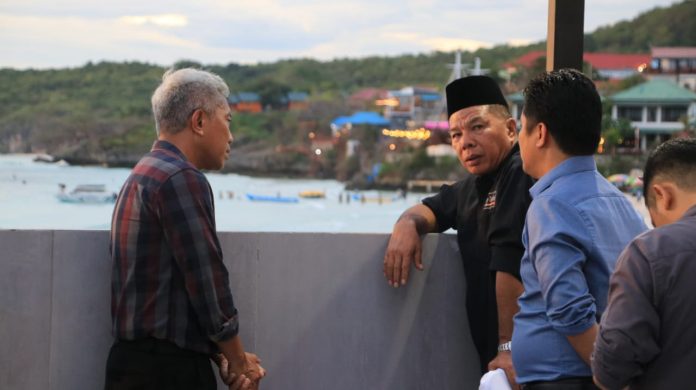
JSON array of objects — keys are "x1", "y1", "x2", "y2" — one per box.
[{"x1": 512, "y1": 156, "x2": 647, "y2": 383}]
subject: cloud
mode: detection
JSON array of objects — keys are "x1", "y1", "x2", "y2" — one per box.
[
  {"x1": 0, "y1": 0, "x2": 682, "y2": 69},
  {"x1": 119, "y1": 14, "x2": 188, "y2": 28},
  {"x1": 506, "y1": 39, "x2": 535, "y2": 47}
]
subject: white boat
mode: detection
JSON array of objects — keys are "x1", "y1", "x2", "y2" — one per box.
[{"x1": 57, "y1": 184, "x2": 117, "y2": 204}]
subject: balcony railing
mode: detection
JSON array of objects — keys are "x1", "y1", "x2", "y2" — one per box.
[{"x1": 0, "y1": 230, "x2": 480, "y2": 389}]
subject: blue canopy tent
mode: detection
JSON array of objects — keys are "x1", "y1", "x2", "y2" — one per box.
[
  {"x1": 331, "y1": 111, "x2": 390, "y2": 127},
  {"x1": 331, "y1": 116, "x2": 353, "y2": 127}
]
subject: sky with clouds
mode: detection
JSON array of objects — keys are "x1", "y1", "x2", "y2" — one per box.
[{"x1": 0, "y1": 0, "x2": 681, "y2": 69}]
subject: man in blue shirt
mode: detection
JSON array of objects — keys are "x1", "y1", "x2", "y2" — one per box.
[{"x1": 512, "y1": 69, "x2": 647, "y2": 389}]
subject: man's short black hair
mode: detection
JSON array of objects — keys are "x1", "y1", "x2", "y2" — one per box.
[
  {"x1": 643, "y1": 137, "x2": 696, "y2": 207},
  {"x1": 522, "y1": 68, "x2": 602, "y2": 156}
]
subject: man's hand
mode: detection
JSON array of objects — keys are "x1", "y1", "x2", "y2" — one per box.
[
  {"x1": 384, "y1": 218, "x2": 424, "y2": 287},
  {"x1": 215, "y1": 353, "x2": 253, "y2": 389},
  {"x1": 488, "y1": 352, "x2": 519, "y2": 390},
  {"x1": 229, "y1": 352, "x2": 266, "y2": 389},
  {"x1": 217, "y1": 337, "x2": 266, "y2": 389}
]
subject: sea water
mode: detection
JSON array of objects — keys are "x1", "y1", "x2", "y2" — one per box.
[{"x1": 0, "y1": 154, "x2": 427, "y2": 232}]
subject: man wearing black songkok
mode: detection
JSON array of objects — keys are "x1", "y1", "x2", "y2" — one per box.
[{"x1": 384, "y1": 75, "x2": 534, "y2": 386}]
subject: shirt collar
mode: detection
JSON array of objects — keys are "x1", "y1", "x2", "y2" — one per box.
[
  {"x1": 151, "y1": 139, "x2": 188, "y2": 162},
  {"x1": 684, "y1": 204, "x2": 696, "y2": 219},
  {"x1": 529, "y1": 155, "x2": 596, "y2": 199}
]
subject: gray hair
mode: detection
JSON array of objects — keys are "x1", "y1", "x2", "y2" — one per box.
[{"x1": 151, "y1": 68, "x2": 230, "y2": 135}]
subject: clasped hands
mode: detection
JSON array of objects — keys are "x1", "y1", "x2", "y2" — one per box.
[{"x1": 215, "y1": 352, "x2": 266, "y2": 390}]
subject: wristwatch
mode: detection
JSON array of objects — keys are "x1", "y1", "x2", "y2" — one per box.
[{"x1": 498, "y1": 341, "x2": 512, "y2": 352}]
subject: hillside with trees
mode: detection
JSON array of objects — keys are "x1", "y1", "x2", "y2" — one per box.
[{"x1": 0, "y1": 0, "x2": 692, "y2": 179}]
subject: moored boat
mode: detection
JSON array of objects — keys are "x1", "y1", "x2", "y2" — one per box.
[
  {"x1": 246, "y1": 193, "x2": 299, "y2": 203},
  {"x1": 57, "y1": 184, "x2": 117, "y2": 204},
  {"x1": 298, "y1": 190, "x2": 326, "y2": 199}
]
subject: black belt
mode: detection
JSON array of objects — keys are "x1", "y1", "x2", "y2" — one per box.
[
  {"x1": 115, "y1": 337, "x2": 208, "y2": 358},
  {"x1": 521, "y1": 376, "x2": 599, "y2": 390}
]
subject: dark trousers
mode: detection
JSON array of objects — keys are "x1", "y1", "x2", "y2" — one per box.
[
  {"x1": 104, "y1": 338, "x2": 216, "y2": 390},
  {"x1": 521, "y1": 376, "x2": 599, "y2": 390}
]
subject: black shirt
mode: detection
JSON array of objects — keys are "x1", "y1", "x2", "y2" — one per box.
[{"x1": 422, "y1": 143, "x2": 533, "y2": 372}]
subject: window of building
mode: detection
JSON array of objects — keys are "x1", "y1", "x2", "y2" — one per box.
[
  {"x1": 617, "y1": 106, "x2": 643, "y2": 122},
  {"x1": 662, "y1": 105, "x2": 688, "y2": 122},
  {"x1": 646, "y1": 106, "x2": 657, "y2": 122},
  {"x1": 660, "y1": 59, "x2": 672, "y2": 71}
]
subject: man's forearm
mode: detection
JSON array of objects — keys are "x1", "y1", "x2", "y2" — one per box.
[
  {"x1": 566, "y1": 323, "x2": 598, "y2": 366},
  {"x1": 496, "y1": 271, "x2": 524, "y2": 343},
  {"x1": 396, "y1": 204, "x2": 437, "y2": 235},
  {"x1": 217, "y1": 335, "x2": 247, "y2": 370}
]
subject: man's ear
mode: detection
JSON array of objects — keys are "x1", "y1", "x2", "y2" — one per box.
[
  {"x1": 505, "y1": 118, "x2": 517, "y2": 138},
  {"x1": 535, "y1": 122, "x2": 548, "y2": 148},
  {"x1": 652, "y1": 182, "x2": 675, "y2": 212},
  {"x1": 191, "y1": 109, "x2": 205, "y2": 136}
]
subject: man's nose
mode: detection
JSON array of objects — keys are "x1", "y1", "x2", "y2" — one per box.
[{"x1": 458, "y1": 134, "x2": 475, "y2": 149}]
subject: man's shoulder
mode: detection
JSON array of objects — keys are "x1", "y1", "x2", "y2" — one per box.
[
  {"x1": 131, "y1": 151, "x2": 202, "y2": 188},
  {"x1": 495, "y1": 151, "x2": 534, "y2": 192},
  {"x1": 128, "y1": 151, "x2": 207, "y2": 194},
  {"x1": 634, "y1": 217, "x2": 696, "y2": 261},
  {"x1": 544, "y1": 169, "x2": 617, "y2": 201}
]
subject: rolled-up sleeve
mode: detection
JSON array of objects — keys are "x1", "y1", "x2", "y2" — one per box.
[
  {"x1": 527, "y1": 198, "x2": 597, "y2": 335},
  {"x1": 592, "y1": 243, "x2": 661, "y2": 389},
  {"x1": 158, "y1": 169, "x2": 239, "y2": 342}
]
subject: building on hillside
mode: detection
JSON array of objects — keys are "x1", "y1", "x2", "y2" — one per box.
[
  {"x1": 285, "y1": 91, "x2": 309, "y2": 111},
  {"x1": 504, "y1": 51, "x2": 650, "y2": 80},
  {"x1": 504, "y1": 51, "x2": 545, "y2": 74},
  {"x1": 646, "y1": 47, "x2": 696, "y2": 90},
  {"x1": 382, "y1": 86, "x2": 443, "y2": 129},
  {"x1": 347, "y1": 88, "x2": 389, "y2": 110},
  {"x1": 507, "y1": 92, "x2": 524, "y2": 122},
  {"x1": 228, "y1": 92, "x2": 262, "y2": 113},
  {"x1": 309, "y1": 134, "x2": 335, "y2": 155},
  {"x1": 610, "y1": 79, "x2": 696, "y2": 150},
  {"x1": 584, "y1": 53, "x2": 651, "y2": 80}
]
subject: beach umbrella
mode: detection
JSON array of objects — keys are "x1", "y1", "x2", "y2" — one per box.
[
  {"x1": 607, "y1": 174, "x2": 629, "y2": 186},
  {"x1": 626, "y1": 176, "x2": 643, "y2": 191}
]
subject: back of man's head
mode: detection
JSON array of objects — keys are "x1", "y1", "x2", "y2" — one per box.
[
  {"x1": 151, "y1": 68, "x2": 230, "y2": 135},
  {"x1": 523, "y1": 69, "x2": 601, "y2": 156},
  {"x1": 643, "y1": 137, "x2": 696, "y2": 208}
]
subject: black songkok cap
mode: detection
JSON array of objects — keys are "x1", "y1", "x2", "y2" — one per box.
[{"x1": 446, "y1": 75, "x2": 508, "y2": 119}]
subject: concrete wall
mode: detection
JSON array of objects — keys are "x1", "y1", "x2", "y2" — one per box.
[{"x1": 0, "y1": 230, "x2": 480, "y2": 389}]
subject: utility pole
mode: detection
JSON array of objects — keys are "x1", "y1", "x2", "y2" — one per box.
[{"x1": 547, "y1": 0, "x2": 585, "y2": 71}]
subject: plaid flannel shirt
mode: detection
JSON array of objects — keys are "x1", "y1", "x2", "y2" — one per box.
[{"x1": 110, "y1": 140, "x2": 238, "y2": 354}]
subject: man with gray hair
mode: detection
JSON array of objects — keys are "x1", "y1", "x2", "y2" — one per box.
[{"x1": 106, "y1": 68, "x2": 264, "y2": 390}]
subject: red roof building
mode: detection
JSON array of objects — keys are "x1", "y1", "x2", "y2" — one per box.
[{"x1": 506, "y1": 51, "x2": 650, "y2": 80}]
